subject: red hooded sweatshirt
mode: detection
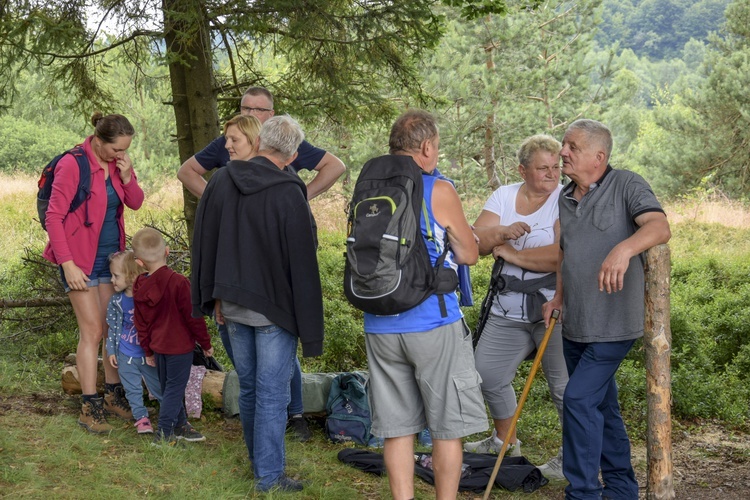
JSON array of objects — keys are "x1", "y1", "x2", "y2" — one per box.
[{"x1": 133, "y1": 266, "x2": 211, "y2": 356}]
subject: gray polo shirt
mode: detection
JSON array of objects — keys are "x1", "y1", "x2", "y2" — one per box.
[{"x1": 559, "y1": 167, "x2": 664, "y2": 343}]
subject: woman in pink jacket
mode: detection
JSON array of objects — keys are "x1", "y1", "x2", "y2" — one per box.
[{"x1": 43, "y1": 112, "x2": 144, "y2": 433}]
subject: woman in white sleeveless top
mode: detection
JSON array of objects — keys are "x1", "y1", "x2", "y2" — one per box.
[{"x1": 466, "y1": 135, "x2": 568, "y2": 480}]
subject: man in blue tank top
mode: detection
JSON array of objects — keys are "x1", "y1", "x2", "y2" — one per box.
[{"x1": 363, "y1": 110, "x2": 488, "y2": 499}]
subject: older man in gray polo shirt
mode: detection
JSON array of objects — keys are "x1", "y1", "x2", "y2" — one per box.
[{"x1": 542, "y1": 119, "x2": 671, "y2": 500}]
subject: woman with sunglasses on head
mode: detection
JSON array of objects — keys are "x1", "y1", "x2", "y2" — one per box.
[
  {"x1": 43, "y1": 112, "x2": 144, "y2": 433},
  {"x1": 467, "y1": 134, "x2": 568, "y2": 480}
]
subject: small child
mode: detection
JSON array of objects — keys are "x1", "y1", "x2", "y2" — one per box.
[
  {"x1": 105, "y1": 250, "x2": 163, "y2": 434},
  {"x1": 131, "y1": 227, "x2": 213, "y2": 444}
]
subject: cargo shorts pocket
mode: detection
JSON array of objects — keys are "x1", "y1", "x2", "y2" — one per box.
[{"x1": 453, "y1": 369, "x2": 487, "y2": 424}]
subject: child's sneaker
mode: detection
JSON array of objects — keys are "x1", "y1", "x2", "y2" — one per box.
[
  {"x1": 174, "y1": 422, "x2": 206, "y2": 442},
  {"x1": 134, "y1": 417, "x2": 154, "y2": 434},
  {"x1": 151, "y1": 430, "x2": 183, "y2": 448}
]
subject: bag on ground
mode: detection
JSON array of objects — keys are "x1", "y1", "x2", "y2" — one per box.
[{"x1": 325, "y1": 372, "x2": 371, "y2": 445}]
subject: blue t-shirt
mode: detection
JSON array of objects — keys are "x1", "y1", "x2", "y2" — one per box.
[
  {"x1": 194, "y1": 135, "x2": 326, "y2": 173},
  {"x1": 96, "y1": 177, "x2": 121, "y2": 257},
  {"x1": 118, "y1": 295, "x2": 145, "y2": 357}
]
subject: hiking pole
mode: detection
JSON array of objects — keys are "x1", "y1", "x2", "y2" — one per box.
[
  {"x1": 482, "y1": 309, "x2": 560, "y2": 500},
  {"x1": 472, "y1": 257, "x2": 505, "y2": 348}
]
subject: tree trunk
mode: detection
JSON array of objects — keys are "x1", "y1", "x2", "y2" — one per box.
[
  {"x1": 483, "y1": 43, "x2": 500, "y2": 191},
  {"x1": 163, "y1": 0, "x2": 220, "y2": 242},
  {"x1": 644, "y1": 244, "x2": 675, "y2": 500}
]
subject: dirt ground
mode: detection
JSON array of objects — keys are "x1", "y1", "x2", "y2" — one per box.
[{"x1": 3, "y1": 392, "x2": 749, "y2": 498}]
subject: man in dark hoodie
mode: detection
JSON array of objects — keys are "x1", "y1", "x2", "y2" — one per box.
[{"x1": 191, "y1": 115, "x2": 324, "y2": 493}]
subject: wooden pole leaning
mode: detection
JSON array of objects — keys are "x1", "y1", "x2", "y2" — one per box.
[
  {"x1": 644, "y1": 244, "x2": 674, "y2": 499},
  {"x1": 482, "y1": 309, "x2": 560, "y2": 500}
]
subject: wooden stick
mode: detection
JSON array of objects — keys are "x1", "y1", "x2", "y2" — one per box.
[{"x1": 482, "y1": 309, "x2": 560, "y2": 500}]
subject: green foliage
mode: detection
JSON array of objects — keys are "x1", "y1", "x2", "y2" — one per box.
[
  {"x1": 0, "y1": 116, "x2": 81, "y2": 174},
  {"x1": 423, "y1": 0, "x2": 611, "y2": 189},
  {"x1": 597, "y1": 0, "x2": 730, "y2": 60},
  {"x1": 303, "y1": 231, "x2": 368, "y2": 373}
]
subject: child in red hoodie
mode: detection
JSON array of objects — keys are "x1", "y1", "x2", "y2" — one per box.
[{"x1": 132, "y1": 227, "x2": 213, "y2": 444}]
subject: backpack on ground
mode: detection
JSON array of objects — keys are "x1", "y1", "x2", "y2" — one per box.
[
  {"x1": 325, "y1": 372, "x2": 371, "y2": 445},
  {"x1": 37, "y1": 146, "x2": 91, "y2": 231},
  {"x1": 343, "y1": 155, "x2": 458, "y2": 316}
]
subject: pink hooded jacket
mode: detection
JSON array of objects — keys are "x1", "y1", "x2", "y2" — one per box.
[{"x1": 43, "y1": 136, "x2": 144, "y2": 274}]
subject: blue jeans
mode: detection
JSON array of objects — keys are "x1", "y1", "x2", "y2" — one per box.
[
  {"x1": 562, "y1": 338, "x2": 638, "y2": 500},
  {"x1": 154, "y1": 351, "x2": 191, "y2": 436},
  {"x1": 226, "y1": 320, "x2": 297, "y2": 491},
  {"x1": 220, "y1": 321, "x2": 304, "y2": 417},
  {"x1": 116, "y1": 352, "x2": 162, "y2": 421}
]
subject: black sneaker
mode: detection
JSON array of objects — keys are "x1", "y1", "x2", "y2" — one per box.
[
  {"x1": 259, "y1": 475, "x2": 304, "y2": 492},
  {"x1": 151, "y1": 431, "x2": 183, "y2": 448},
  {"x1": 286, "y1": 414, "x2": 312, "y2": 442},
  {"x1": 174, "y1": 423, "x2": 206, "y2": 442}
]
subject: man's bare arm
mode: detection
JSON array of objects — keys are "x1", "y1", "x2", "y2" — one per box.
[
  {"x1": 177, "y1": 156, "x2": 210, "y2": 198},
  {"x1": 432, "y1": 180, "x2": 478, "y2": 266},
  {"x1": 305, "y1": 152, "x2": 346, "y2": 200}
]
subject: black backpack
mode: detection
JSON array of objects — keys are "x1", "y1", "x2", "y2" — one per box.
[
  {"x1": 344, "y1": 155, "x2": 458, "y2": 316},
  {"x1": 36, "y1": 146, "x2": 91, "y2": 231}
]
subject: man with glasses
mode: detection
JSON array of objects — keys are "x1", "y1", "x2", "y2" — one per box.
[
  {"x1": 178, "y1": 86, "x2": 345, "y2": 442},
  {"x1": 178, "y1": 86, "x2": 345, "y2": 199}
]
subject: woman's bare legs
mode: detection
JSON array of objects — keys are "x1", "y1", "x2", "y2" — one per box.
[{"x1": 68, "y1": 289, "x2": 105, "y2": 394}]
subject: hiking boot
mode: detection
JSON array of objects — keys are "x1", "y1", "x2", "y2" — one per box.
[
  {"x1": 538, "y1": 448, "x2": 564, "y2": 480},
  {"x1": 104, "y1": 386, "x2": 133, "y2": 421},
  {"x1": 258, "y1": 475, "x2": 304, "y2": 492},
  {"x1": 463, "y1": 429, "x2": 521, "y2": 456},
  {"x1": 417, "y1": 428, "x2": 433, "y2": 449},
  {"x1": 174, "y1": 422, "x2": 206, "y2": 442},
  {"x1": 78, "y1": 397, "x2": 113, "y2": 434},
  {"x1": 286, "y1": 414, "x2": 312, "y2": 442},
  {"x1": 134, "y1": 417, "x2": 154, "y2": 434}
]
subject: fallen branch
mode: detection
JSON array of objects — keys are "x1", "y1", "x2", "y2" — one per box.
[{"x1": 0, "y1": 297, "x2": 71, "y2": 308}]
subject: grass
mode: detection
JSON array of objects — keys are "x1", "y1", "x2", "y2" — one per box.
[{"x1": 2, "y1": 172, "x2": 750, "y2": 497}]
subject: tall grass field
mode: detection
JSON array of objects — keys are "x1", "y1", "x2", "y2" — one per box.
[{"x1": 2, "y1": 172, "x2": 750, "y2": 498}]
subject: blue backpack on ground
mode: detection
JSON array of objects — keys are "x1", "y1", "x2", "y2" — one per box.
[
  {"x1": 325, "y1": 372, "x2": 372, "y2": 445},
  {"x1": 36, "y1": 146, "x2": 91, "y2": 231}
]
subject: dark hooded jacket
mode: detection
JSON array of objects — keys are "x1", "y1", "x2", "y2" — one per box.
[
  {"x1": 133, "y1": 266, "x2": 211, "y2": 356},
  {"x1": 191, "y1": 156, "x2": 324, "y2": 357}
]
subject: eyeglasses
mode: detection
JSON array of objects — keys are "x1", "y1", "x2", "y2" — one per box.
[{"x1": 240, "y1": 106, "x2": 273, "y2": 113}]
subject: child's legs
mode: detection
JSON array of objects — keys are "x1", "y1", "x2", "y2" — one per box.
[
  {"x1": 116, "y1": 352, "x2": 149, "y2": 420},
  {"x1": 138, "y1": 362, "x2": 163, "y2": 403},
  {"x1": 155, "y1": 352, "x2": 192, "y2": 435}
]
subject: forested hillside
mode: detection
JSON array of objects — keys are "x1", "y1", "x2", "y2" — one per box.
[
  {"x1": 0, "y1": 0, "x2": 747, "y2": 199},
  {"x1": 597, "y1": 0, "x2": 731, "y2": 60}
]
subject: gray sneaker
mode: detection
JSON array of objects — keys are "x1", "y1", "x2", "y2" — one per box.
[
  {"x1": 463, "y1": 430, "x2": 521, "y2": 456},
  {"x1": 537, "y1": 448, "x2": 564, "y2": 480}
]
